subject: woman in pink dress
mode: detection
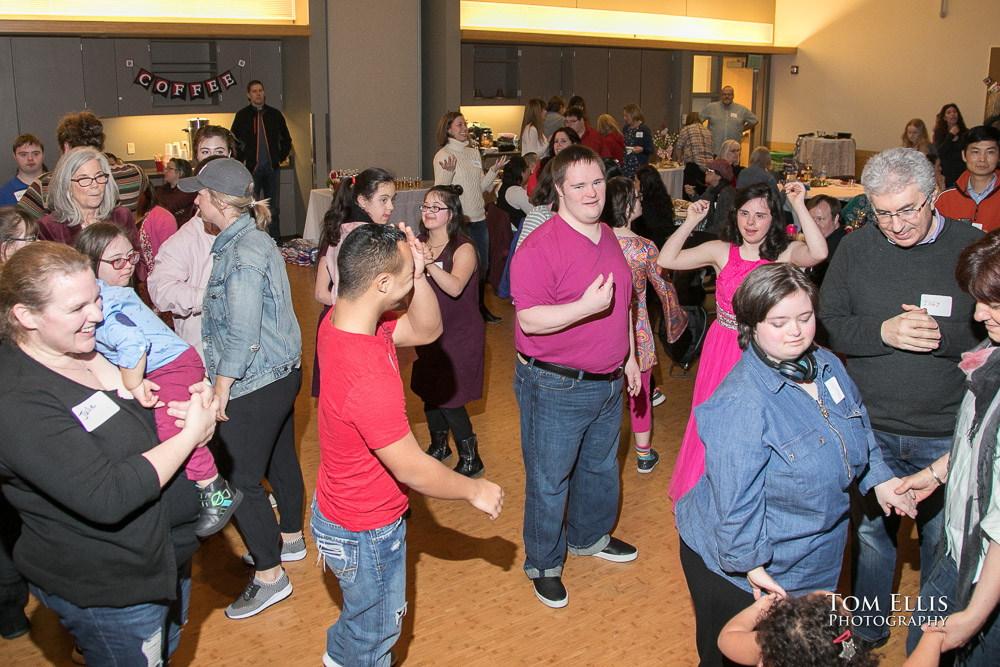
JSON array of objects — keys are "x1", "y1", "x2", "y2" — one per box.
[{"x1": 657, "y1": 181, "x2": 827, "y2": 504}]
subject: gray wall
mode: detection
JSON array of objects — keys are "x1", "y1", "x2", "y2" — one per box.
[
  {"x1": 328, "y1": 1, "x2": 422, "y2": 178},
  {"x1": 420, "y1": 0, "x2": 461, "y2": 179}
]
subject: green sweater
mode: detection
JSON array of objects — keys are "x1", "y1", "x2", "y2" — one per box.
[{"x1": 819, "y1": 218, "x2": 983, "y2": 437}]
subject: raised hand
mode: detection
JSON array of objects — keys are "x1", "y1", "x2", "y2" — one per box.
[{"x1": 439, "y1": 155, "x2": 457, "y2": 172}]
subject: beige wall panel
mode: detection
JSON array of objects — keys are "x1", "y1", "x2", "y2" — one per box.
[
  {"x1": 329, "y1": 1, "x2": 420, "y2": 175},
  {"x1": 770, "y1": 0, "x2": 1000, "y2": 152}
]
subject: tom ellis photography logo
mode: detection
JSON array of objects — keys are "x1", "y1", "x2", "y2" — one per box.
[{"x1": 825, "y1": 593, "x2": 950, "y2": 627}]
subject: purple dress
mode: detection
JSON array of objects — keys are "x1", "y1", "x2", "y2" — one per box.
[{"x1": 411, "y1": 235, "x2": 485, "y2": 408}]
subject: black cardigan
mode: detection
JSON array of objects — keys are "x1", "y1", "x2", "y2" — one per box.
[{"x1": 0, "y1": 343, "x2": 199, "y2": 608}]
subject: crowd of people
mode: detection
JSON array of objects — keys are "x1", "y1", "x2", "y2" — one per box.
[{"x1": 0, "y1": 82, "x2": 999, "y2": 667}]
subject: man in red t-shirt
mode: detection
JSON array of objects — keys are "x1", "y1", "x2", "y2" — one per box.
[{"x1": 314, "y1": 222, "x2": 504, "y2": 667}]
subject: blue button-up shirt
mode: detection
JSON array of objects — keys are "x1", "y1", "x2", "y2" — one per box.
[
  {"x1": 676, "y1": 346, "x2": 893, "y2": 596},
  {"x1": 95, "y1": 279, "x2": 190, "y2": 371}
]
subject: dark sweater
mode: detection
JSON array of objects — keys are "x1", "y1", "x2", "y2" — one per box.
[
  {"x1": 819, "y1": 219, "x2": 983, "y2": 436},
  {"x1": 0, "y1": 343, "x2": 199, "y2": 608}
]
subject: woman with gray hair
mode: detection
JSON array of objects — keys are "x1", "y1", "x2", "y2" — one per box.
[{"x1": 37, "y1": 146, "x2": 138, "y2": 249}]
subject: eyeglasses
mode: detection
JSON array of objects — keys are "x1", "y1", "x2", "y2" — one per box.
[
  {"x1": 8, "y1": 236, "x2": 37, "y2": 243},
  {"x1": 71, "y1": 173, "x2": 110, "y2": 187},
  {"x1": 420, "y1": 204, "x2": 447, "y2": 213},
  {"x1": 164, "y1": 166, "x2": 179, "y2": 172},
  {"x1": 873, "y1": 195, "x2": 932, "y2": 225},
  {"x1": 100, "y1": 251, "x2": 140, "y2": 270}
]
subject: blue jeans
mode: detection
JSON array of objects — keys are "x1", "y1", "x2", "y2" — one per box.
[
  {"x1": 467, "y1": 218, "x2": 489, "y2": 273},
  {"x1": 850, "y1": 429, "x2": 948, "y2": 643},
  {"x1": 905, "y1": 552, "x2": 1000, "y2": 664},
  {"x1": 253, "y1": 165, "x2": 281, "y2": 241},
  {"x1": 514, "y1": 358, "x2": 623, "y2": 578},
  {"x1": 30, "y1": 559, "x2": 191, "y2": 666},
  {"x1": 310, "y1": 499, "x2": 407, "y2": 667}
]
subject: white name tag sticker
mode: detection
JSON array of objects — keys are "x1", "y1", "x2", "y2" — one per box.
[
  {"x1": 920, "y1": 294, "x2": 953, "y2": 318},
  {"x1": 825, "y1": 377, "x2": 846, "y2": 404},
  {"x1": 433, "y1": 261, "x2": 444, "y2": 270},
  {"x1": 72, "y1": 392, "x2": 121, "y2": 432},
  {"x1": 730, "y1": 112, "x2": 738, "y2": 118},
  {"x1": 636, "y1": 131, "x2": 643, "y2": 137}
]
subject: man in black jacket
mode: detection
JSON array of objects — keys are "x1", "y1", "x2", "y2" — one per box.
[{"x1": 231, "y1": 80, "x2": 292, "y2": 241}]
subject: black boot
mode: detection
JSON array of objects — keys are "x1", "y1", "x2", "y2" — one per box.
[
  {"x1": 479, "y1": 281, "x2": 501, "y2": 323},
  {"x1": 426, "y1": 430, "x2": 452, "y2": 462},
  {"x1": 454, "y1": 435, "x2": 485, "y2": 478}
]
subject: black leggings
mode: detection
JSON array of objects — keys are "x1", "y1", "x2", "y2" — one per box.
[
  {"x1": 678, "y1": 538, "x2": 755, "y2": 667},
  {"x1": 424, "y1": 404, "x2": 474, "y2": 442},
  {"x1": 215, "y1": 369, "x2": 304, "y2": 572}
]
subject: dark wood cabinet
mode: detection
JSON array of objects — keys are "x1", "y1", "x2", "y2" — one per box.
[
  {"x1": 640, "y1": 49, "x2": 678, "y2": 132},
  {"x1": 607, "y1": 48, "x2": 642, "y2": 122},
  {"x1": 568, "y1": 47, "x2": 610, "y2": 117},
  {"x1": 12, "y1": 37, "x2": 86, "y2": 157},
  {"x1": 518, "y1": 46, "x2": 562, "y2": 104},
  {"x1": 115, "y1": 39, "x2": 155, "y2": 117},
  {"x1": 82, "y1": 39, "x2": 120, "y2": 118}
]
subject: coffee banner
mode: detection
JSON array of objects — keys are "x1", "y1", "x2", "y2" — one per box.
[{"x1": 132, "y1": 66, "x2": 241, "y2": 101}]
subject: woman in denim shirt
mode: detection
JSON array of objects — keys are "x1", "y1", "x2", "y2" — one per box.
[
  {"x1": 675, "y1": 263, "x2": 916, "y2": 666},
  {"x1": 177, "y1": 159, "x2": 305, "y2": 620}
]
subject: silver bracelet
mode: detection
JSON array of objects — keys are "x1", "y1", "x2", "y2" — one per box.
[{"x1": 929, "y1": 463, "x2": 944, "y2": 486}]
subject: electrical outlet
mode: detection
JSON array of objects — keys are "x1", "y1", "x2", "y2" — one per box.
[{"x1": 126, "y1": 143, "x2": 135, "y2": 155}]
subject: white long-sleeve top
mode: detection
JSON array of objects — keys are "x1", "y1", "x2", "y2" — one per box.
[
  {"x1": 520, "y1": 125, "x2": 547, "y2": 157},
  {"x1": 433, "y1": 137, "x2": 500, "y2": 222},
  {"x1": 146, "y1": 215, "x2": 216, "y2": 363}
]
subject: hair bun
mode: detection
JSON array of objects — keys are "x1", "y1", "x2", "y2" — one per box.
[{"x1": 451, "y1": 184, "x2": 463, "y2": 196}]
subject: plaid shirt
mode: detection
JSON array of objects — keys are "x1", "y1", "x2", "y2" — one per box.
[{"x1": 675, "y1": 124, "x2": 714, "y2": 169}]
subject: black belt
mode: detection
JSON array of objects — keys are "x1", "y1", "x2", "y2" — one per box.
[{"x1": 518, "y1": 353, "x2": 624, "y2": 382}]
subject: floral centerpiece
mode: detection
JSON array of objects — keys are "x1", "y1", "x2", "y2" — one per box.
[{"x1": 653, "y1": 127, "x2": 678, "y2": 162}]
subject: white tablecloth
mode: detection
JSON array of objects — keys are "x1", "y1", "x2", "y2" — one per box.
[
  {"x1": 795, "y1": 137, "x2": 857, "y2": 178},
  {"x1": 301, "y1": 183, "x2": 431, "y2": 242},
  {"x1": 656, "y1": 165, "x2": 684, "y2": 200}
]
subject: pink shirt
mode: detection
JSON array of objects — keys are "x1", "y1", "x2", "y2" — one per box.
[
  {"x1": 511, "y1": 214, "x2": 632, "y2": 374},
  {"x1": 146, "y1": 215, "x2": 215, "y2": 363}
]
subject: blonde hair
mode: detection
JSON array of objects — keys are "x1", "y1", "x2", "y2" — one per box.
[
  {"x1": 597, "y1": 114, "x2": 623, "y2": 137},
  {"x1": 207, "y1": 190, "x2": 271, "y2": 231},
  {"x1": 721, "y1": 139, "x2": 741, "y2": 162},
  {"x1": 901, "y1": 118, "x2": 931, "y2": 155}
]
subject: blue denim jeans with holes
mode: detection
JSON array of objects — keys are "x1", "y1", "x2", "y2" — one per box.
[
  {"x1": 310, "y1": 498, "x2": 407, "y2": 667},
  {"x1": 850, "y1": 429, "x2": 948, "y2": 643},
  {"x1": 514, "y1": 358, "x2": 623, "y2": 579},
  {"x1": 30, "y1": 559, "x2": 191, "y2": 666}
]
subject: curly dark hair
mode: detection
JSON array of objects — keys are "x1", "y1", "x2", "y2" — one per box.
[
  {"x1": 635, "y1": 164, "x2": 673, "y2": 228},
  {"x1": 932, "y1": 103, "x2": 968, "y2": 144},
  {"x1": 721, "y1": 182, "x2": 789, "y2": 261},
  {"x1": 756, "y1": 595, "x2": 881, "y2": 667}
]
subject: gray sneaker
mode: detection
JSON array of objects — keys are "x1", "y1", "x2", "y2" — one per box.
[
  {"x1": 225, "y1": 571, "x2": 293, "y2": 619},
  {"x1": 241, "y1": 537, "x2": 307, "y2": 566}
]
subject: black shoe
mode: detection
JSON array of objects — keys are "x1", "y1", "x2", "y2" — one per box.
[
  {"x1": 532, "y1": 576, "x2": 568, "y2": 608},
  {"x1": 637, "y1": 449, "x2": 660, "y2": 474},
  {"x1": 453, "y1": 435, "x2": 485, "y2": 478},
  {"x1": 194, "y1": 477, "x2": 244, "y2": 538},
  {"x1": 480, "y1": 305, "x2": 501, "y2": 323},
  {"x1": 590, "y1": 537, "x2": 638, "y2": 563},
  {"x1": 0, "y1": 605, "x2": 29, "y2": 640},
  {"x1": 426, "y1": 430, "x2": 452, "y2": 462}
]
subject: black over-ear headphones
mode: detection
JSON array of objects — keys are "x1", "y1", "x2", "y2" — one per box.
[{"x1": 750, "y1": 338, "x2": 818, "y2": 383}]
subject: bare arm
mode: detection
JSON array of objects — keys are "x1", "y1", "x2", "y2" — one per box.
[
  {"x1": 517, "y1": 273, "x2": 614, "y2": 335},
  {"x1": 779, "y1": 182, "x2": 828, "y2": 267},
  {"x1": 718, "y1": 594, "x2": 779, "y2": 665},
  {"x1": 393, "y1": 224, "x2": 443, "y2": 347},
  {"x1": 424, "y1": 243, "x2": 477, "y2": 298},
  {"x1": 375, "y1": 431, "x2": 504, "y2": 519},
  {"x1": 656, "y1": 200, "x2": 727, "y2": 272},
  {"x1": 314, "y1": 255, "x2": 334, "y2": 306},
  {"x1": 922, "y1": 541, "x2": 1000, "y2": 651}
]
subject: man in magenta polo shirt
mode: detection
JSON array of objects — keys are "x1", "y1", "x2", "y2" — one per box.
[{"x1": 511, "y1": 144, "x2": 641, "y2": 609}]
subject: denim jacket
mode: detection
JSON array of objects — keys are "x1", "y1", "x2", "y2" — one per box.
[
  {"x1": 676, "y1": 346, "x2": 894, "y2": 596},
  {"x1": 202, "y1": 213, "x2": 301, "y2": 399}
]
